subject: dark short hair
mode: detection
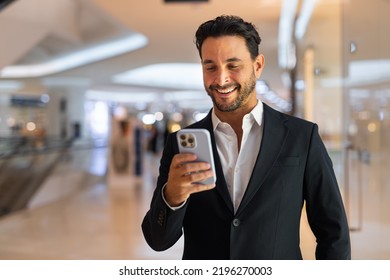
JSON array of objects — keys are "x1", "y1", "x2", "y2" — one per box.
[{"x1": 195, "y1": 15, "x2": 261, "y2": 60}]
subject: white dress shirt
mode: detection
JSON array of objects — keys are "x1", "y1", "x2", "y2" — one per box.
[{"x1": 212, "y1": 100, "x2": 263, "y2": 212}]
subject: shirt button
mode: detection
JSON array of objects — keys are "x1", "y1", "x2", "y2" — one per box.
[{"x1": 232, "y1": 218, "x2": 240, "y2": 227}]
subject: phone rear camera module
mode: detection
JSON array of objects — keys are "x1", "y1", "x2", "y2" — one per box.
[
  {"x1": 179, "y1": 133, "x2": 196, "y2": 148},
  {"x1": 187, "y1": 134, "x2": 196, "y2": 147}
]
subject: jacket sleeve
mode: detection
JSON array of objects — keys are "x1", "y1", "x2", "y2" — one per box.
[
  {"x1": 304, "y1": 124, "x2": 351, "y2": 259},
  {"x1": 141, "y1": 133, "x2": 188, "y2": 251}
]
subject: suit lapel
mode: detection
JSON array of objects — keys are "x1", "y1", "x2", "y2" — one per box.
[{"x1": 236, "y1": 104, "x2": 289, "y2": 215}]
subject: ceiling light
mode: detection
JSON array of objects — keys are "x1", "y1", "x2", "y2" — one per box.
[
  {"x1": 112, "y1": 63, "x2": 204, "y2": 90},
  {"x1": 295, "y1": 0, "x2": 318, "y2": 39},
  {"x1": 86, "y1": 89, "x2": 158, "y2": 103},
  {"x1": 142, "y1": 114, "x2": 156, "y2": 125},
  {"x1": 155, "y1": 112, "x2": 164, "y2": 121},
  {"x1": 278, "y1": 0, "x2": 299, "y2": 69},
  {"x1": 0, "y1": 80, "x2": 24, "y2": 91},
  {"x1": 0, "y1": 33, "x2": 148, "y2": 78},
  {"x1": 321, "y1": 59, "x2": 390, "y2": 87}
]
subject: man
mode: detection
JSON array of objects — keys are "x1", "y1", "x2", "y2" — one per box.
[{"x1": 142, "y1": 15, "x2": 351, "y2": 260}]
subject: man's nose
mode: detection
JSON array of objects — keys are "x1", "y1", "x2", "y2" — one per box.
[{"x1": 214, "y1": 69, "x2": 230, "y2": 86}]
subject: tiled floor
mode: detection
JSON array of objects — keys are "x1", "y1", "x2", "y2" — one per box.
[
  {"x1": 0, "y1": 150, "x2": 183, "y2": 260},
  {"x1": 0, "y1": 148, "x2": 388, "y2": 260}
]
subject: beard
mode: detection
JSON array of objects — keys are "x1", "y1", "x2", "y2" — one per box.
[{"x1": 206, "y1": 72, "x2": 257, "y2": 112}]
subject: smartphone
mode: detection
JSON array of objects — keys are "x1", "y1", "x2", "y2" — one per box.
[{"x1": 176, "y1": 128, "x2": 216, "y2": 185}]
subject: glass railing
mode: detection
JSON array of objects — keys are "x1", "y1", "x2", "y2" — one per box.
[{"x1": 0, "y1": 136, "x2": 108, "y2": 217}]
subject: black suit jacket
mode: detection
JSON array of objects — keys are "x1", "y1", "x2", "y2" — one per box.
[{"x1": 142, "y1": 103, "x2": 351, "y2": 259}]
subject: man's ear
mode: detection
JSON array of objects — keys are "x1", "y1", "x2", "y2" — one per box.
[{"x1": 254, "y1": 54, "x2": 265, "y2": 78}]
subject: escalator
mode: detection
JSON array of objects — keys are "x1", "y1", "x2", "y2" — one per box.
[{"x1": 0, "y1": 137, "x2": 72, "y2": 216}]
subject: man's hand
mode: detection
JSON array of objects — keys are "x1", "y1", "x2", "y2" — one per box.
[{"x1": 164, "y1": 153, "x2": 215, "y2": 207}]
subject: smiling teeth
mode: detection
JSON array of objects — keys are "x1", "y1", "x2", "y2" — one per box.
[{"x1": 216, "y1": 87, "x2": 235, "y2": 94}]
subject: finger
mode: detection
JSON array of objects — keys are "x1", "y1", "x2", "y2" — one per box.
[
  {"x1": 171, "y1": 153, "x2": 197, "y2": 167},
  {"x1": 181, "y1": 162, "x2": 211, "y2": 175},
  {"x1": 182, "y1": 169, "x2": 214, "y2": 184},
  {"x1": 189, "y1": 183, "x2": 216, "y2": 194}
]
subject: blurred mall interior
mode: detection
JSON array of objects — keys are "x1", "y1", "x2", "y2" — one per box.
[{"x1": 0, "y1": 0, "x2": 389, "y2": 259}]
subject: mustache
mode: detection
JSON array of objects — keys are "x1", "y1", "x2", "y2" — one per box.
[{"x1": 209, "y1": 83, "x2": 239, "y2": 91}]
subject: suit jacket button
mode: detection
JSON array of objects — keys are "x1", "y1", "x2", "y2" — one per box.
[{"x1": 232, "y1": 218, "x2": 240, "y2": 227}]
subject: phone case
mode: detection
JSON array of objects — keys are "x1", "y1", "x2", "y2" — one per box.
[{"x1": 176, "y1": 128, "x2": 216, "y2": 184}]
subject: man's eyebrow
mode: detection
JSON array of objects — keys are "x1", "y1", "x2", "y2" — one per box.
[
  {"x1": 226, "y1": 57, "x2": 242, "y2": 63},
  {"x1": 203, "y1": 59, "x2": 214, "y2": 65},
  {"x1": 202, "y1": 57, "x2": 242, "y2": 64}
]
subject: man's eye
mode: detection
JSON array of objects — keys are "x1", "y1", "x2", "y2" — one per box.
[
  {"x1": 205, "y1": 67, "x2": 216, "y2": 71},
  {"x1": 229, "y1": 65, "x2": 239, "y2": 69}
]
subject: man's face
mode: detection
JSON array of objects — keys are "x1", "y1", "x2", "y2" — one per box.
[{"x1": 201, "y1": 35, "x2": 264, "y2": 113}]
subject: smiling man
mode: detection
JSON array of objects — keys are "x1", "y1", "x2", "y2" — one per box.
[{"x1": 142, "y1": 15, "x2": 351, "y2": 260}]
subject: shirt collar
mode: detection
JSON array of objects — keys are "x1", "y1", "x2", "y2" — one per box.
[{"x1": 211, "y1": 100, "x2": 263, "y2": 131}]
